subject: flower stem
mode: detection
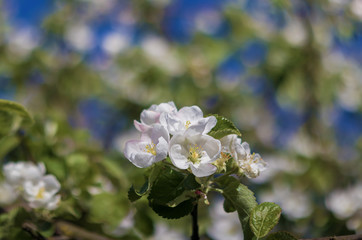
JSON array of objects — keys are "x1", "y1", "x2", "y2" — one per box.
[{"x1": 191, "y1": 204, "x2": 199, "y2": 240}]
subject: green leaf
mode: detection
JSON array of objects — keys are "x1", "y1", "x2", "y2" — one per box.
[
  {"x1": 264, "y1": 231, "x2": 298, "y2": 240},
  {"x1": 0, "y1": 207, "x2": 32, "y2": 240},
  {"x1": 128, "y1": 186, "x2": 142, "y2": 202},
  {"x1": 128, "y1": 181, "x2": 149, "y2": 202},
  {"x1": 0, "y1": 99, "x2": 33, "y2": 137},
  {"x1": 183, "y1": 174, "x2": 201, "y2": 190},
  {"x1": 250, "y1": 202, "x2": 282, "y2": 239},
  {"x1": 208, "y1": 114, "x2": 241, "y2": 139},
  {"x1": 215, "y1": 176, "x2": 257, "y2": 240},
  {"x1": 149, "y1": 198, "x2": 195, "y2": 219},
  {"x1": 148, "y1": 166, "x2": 187, "y2": 205},
  {"x1": 223, "y1": 198, "x2": 236, "y2": 213}
]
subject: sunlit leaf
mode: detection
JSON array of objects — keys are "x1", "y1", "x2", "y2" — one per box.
[
  {"x1": 250, "y1": 202, "x2": 282, "y2": 239},
  {"x1": 208, "y1": 114, "x2": 241, "y2": 139}
]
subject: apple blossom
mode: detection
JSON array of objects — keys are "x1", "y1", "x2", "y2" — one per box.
[
  {"x1": 234, "y1": 142, "x2": 267, "y2": 178},
  {"x1": 124, "y1": 124, "x2": 169, "y2": 168},
  {"x1": 169, "y1": 133, "x2": 221, "y2": 177},
  {"x1": 23, "y1": 175, "x2": 61, "y2": 210},
  {"x1": 161, "y1": 105, "x2": 217, "y2": 136},
  {"x1": 134, "y1": 101, "x2": 177, "y2": 132},
  {"x1": 3, "y1": 161, "x2": 46, "y2": 187}
]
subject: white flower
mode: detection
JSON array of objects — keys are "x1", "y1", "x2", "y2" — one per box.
[
  {"x1": 124, "y1": 124, "x2": 169, "y2": 168},
  {"x1": 234, "y1": 142, "x2": 267, "y2": 178},
  {"x1": 161, "y1": 106, "x2": 217, "y2": 136},
  {"x1": 0, "y1": 182, "x2": 19, "y2": 205},
  {"x1": 23, "y1": 175, "x2": 61, "y2": 210},
  {"x1": 3, "y1": 162, "x2": 45, "y2": 187},
  {"x1": 134, "y1": 101, "x2": 177, "y2": 132},
  {"x1": 169, "y1": 133, "x2": 221, "y2": 177},
  {"x1": 219, "y1": 134, "x2": 240, "y2": 154}
]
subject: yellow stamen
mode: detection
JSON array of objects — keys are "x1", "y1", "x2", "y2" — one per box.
[
  {"x1": 145, "y1": 143, "x2": 157, "y2": 155},
  {"x1": 185, "y1": 120, "x2": 191, "y2": 129},
  {"x1": 36, "y1": 187, "x2": 45, "y2": 199},
  {"x1": 213, "y1": 152, "x2": 231, "y2": 171},
  {"x1": 188, "y1": 145, "x2": 202, "y2": 164}
]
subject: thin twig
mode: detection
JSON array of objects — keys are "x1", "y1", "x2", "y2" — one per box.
[
  {"x1": 301, "y1": 234, "x2": 362, "y2": 240},
  {"x1": 56, "y1": 221, "x2": 115, "y2": 240},
  {"x1": 191, "y1": 204, "x2": 199, "y2": 240}
]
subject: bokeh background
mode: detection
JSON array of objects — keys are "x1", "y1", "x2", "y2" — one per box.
[{"x1": 0, "y1": 0, "x2": 362, "y2": 239}]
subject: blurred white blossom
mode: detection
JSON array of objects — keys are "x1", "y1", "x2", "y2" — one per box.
[
  {"x1": 4, "y1": 162, "x2": 45, "y2": 187},
  {"x1": 23, "y1": 175, "x2": 61, "y2": 210},
  {"x1": 260, "y1": 184, "x2": 312, "y2": 220},
  {"x1": 65, "y1": 23, "x2": 95, "y2": 52},
  {"x1": 149, "y1": 223, "x2": 187, "y2": 240},
  {"x1": 7, "y1": 27, "x2": 40, "y2": 58},
  {"x1": 141, "y1": 36, "x2": 183, "y2": 75},
  {"x1": 326, "y1": 183, "x2": 362, "y2": 219},
  {"x1": 102, "y1": 31, "x2": 131, "y2": 56},
  {"x1": 282, "y1": 17, "x2": 307, "y2": 47},
  {"x1": 208, "y1": 200, "x2": 244, "y2": 240},
  {"x1": 0, "y1": 182, "x2": 18, "y2": 205},
  {"x1": 2, "y1": 161, "x2": 61, "y2": 210}
]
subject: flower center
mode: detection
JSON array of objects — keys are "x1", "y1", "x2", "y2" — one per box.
[
  {"x1": 145, "y1": 143, "x2": 157, "y2": 155},
  {"x1": 36, "y1": 187, "x2": 45, "y2": 199},
  {"x1": 185, "y1": 120, "x2": 191, "y2": 129},
  {"x1": 188, "y1": 145, "x2": 202, "y2": 164}
]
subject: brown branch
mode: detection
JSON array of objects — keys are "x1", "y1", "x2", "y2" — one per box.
[{"x1": 301, "y1": 234, "x2": 362, "y2": 240}]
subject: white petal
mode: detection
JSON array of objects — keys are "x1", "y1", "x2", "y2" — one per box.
[
  {"x1": 241, "y1": 142, "x2": 251, "y2": 155},
  {"x1": 202, "y1": 116, "x2": 217, "y2": 134},
  {"x1": 124, "y1": 140, "x2": 154, "y2": 168},
  {"x1": 190, "y1": 163, "x2": 217, "y2": 177},
  {"x1": 178, "y1": 106, "x2": 203, "y2": 121},
  {"x1": 140, "y1": 109, "x2": 160, "y2": 125},
  {"x1": 155, "y1": 137, "x2": 169, "y2": 162},
  {"x1": 164, "y1": 113, "x2": 184, "y2": 135},
  {"x1": 43, "y1": 175, "x2": 61, "y2": 193},
  {"x1": 169, "y1": 143, "x2": 189, "y2": 169},
  {"x1": 131, "y1": 152, "x2": 155, "y2": 168},
  {"x1": 146, "y1": 124, "x2": 169, "y2": 143},
  {"x1": 45, "y1": 195, "x2": 61, "y2": 210},
  {"x1": 134, "y1": 120, "x2": 151, "y2": 132},
  {"x1": 199, "y1": 135, "x2": 221, "y2": 162}
]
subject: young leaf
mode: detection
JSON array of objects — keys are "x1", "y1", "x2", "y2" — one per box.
[
  {"x1": 250, "y1": 202, "x2": 282, "y2": 239},
  {"x1": 264, "y1": 231, "x2": 298, "y2": 240},
  {"x1": 148, "y1": 166, "x2": 187, "y2": 205},
  {"x1": 149, "y1": 198, "x2": 195, "y2": 219},
  {"x1": 215, "y1": 176, "x2": 257, "y2": 240},
  {"x1": 208, "y1": 114, "x2": 241, "y2": 139}
]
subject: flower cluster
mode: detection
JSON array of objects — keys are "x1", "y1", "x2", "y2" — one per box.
[
  {"x1": 124, "y1": 102, "x2": 267, "y2": 178},
  {"x1": 0, "y1": 161, "x2": 61, "y2": 210}
]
